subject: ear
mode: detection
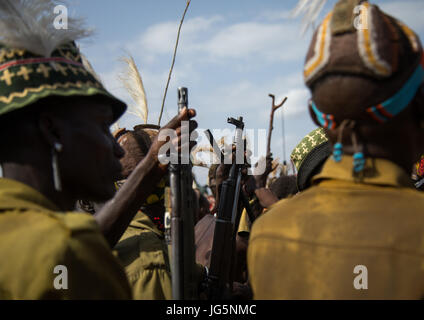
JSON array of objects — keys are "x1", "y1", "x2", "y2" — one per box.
[
  {"x1": 308, "y1": 100, "x2": 322, "y2": 127},
  {"x1": 38, "y1": 111, "x2": 64, "y2": 148}
]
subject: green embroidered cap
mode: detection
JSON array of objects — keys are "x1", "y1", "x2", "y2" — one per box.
[
  {"x1": 290, "y1": 127, "x2": 331, "y2": 191},
  {"x1": 0, "y1": 42, "x2": 126, "y2": 121},
  {"x1": 291, "y1": 128, "x2": 328, "y2": 170}
]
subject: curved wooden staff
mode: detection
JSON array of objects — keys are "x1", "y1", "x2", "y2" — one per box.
[{"x1": 267, "y1": 94, "x2": 287, "y2": 156}]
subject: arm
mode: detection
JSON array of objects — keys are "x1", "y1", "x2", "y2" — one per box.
[{"x1": 95, "y1": 108, "x2": 197, "y2": 247}]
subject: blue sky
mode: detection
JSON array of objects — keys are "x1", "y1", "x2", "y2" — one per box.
[{"x1": 71, "y1": 0, "x2": 424, "y2": 185}]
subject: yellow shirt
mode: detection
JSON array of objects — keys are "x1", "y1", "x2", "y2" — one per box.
[
  {"x1": 0, "y1": 178, "x2": 132, "y2": 299},
  {"x1": 248, "y1": 156, "x2": 424, "y2": 299},
  {"x1": 114, "y1": 211, "x2": 172, "y2": 300}
]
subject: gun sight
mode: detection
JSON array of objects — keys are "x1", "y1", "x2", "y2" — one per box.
[
  {"x1": 227, "y1": 116, "x2": 244, "y2": 129},
  {"x1": 178, "y1": 87, "x2": 188, "y2": 111}
]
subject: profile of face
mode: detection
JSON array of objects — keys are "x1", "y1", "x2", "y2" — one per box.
[
  {"x1": 114, "y1": 127, "x2": 155, "y2": 179},
  {"x1": 49, "y1": 99, "x2": 125, "y2": 202},
  {"x1": 116, "y1": 134, "x2": 146, "y2": 179}
]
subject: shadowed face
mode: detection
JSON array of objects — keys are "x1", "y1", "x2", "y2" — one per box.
[
  {"x1": 56, "y1": 100, "x2": 125, "y2": 202},
  {"x1": 116, "y1": 133, "x2": 147, "y2": 179},
  {"x1": 114, "y1": 128, "x2": 156, "y2": 179}
]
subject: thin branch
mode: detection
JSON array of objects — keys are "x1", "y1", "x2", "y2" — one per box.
[{"x1": 158, "y1": 0, "x2": 191, "y2": 126}]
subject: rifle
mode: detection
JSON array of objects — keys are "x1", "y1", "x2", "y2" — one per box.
[
  {"x1": 204, "y1": 129, "x2": 255, "y2": 224},
  {"x1": 169, "y1": 87, "x2": 197, "y2": 299},
  {"x1": 206, "y1": 116, "x2": 249, "y2": 299}
]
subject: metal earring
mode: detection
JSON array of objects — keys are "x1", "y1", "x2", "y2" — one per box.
[{"x1": 52, "y1": 142, "x2": 63, "y2": 191}]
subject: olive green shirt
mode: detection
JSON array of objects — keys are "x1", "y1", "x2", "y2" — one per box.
[
  {"x1": 0, "y1": 178, "x2": 132, "y2": 299},
  {"x1": 114, "y1": 211, "x2": 172, "y2": 300},
  {"x1": 248, "y1": 156, "x2": 424, "y2": 299}
]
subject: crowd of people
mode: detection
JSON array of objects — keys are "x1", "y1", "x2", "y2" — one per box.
[{"x1": 0, "y1": 0, "x2": 423, "y2": 300}]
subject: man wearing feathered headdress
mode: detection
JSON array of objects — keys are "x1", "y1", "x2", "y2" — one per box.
[{"x1": 248, "y1": 0, "x2": 424, "y2": 299}]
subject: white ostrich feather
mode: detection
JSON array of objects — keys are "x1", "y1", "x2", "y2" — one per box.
[
  {"x1": 194, "y1": 145, "x2": 214, "y2": 154},
  {"x1": 268, "y1": 158, "x2": 281, "y2": 179},
  {"x1": 191, "y1": 144, "x2": 219, "y2": 166},
  {"x1": 218, "y1": 136, "x2": 226, "y2": 148},
  {"x1": 118, "y1": 55, "x2": 148, "y2": 124},
  {"x1": 190, "y1": 135, "x2": 230, "y2": 166},
  {"x1": 190, "y1": 148, "x2": 209, "y2": 168},
  {"x1": 0, "y1": 0, "x2": 92, "y2": 57},
  {"x1": 292, "y1": 0, "x2": 328, "y2": 34}
]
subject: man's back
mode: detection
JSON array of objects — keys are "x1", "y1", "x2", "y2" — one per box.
[{"x1": 248, "y1": 156, "x2": 424, "y2": 299}]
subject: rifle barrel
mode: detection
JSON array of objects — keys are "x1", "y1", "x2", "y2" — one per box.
[
  {"x1": 170, "y1": 87, "x2": 197, "y2": 300},
  {"x1": 207, "y1": 116, "x2": 246, "y2": 300}
]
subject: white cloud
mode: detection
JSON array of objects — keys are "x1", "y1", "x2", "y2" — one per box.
[
  {"x1": 138, "y1": 21, "x2": 176, "y2": 55},
  {"x1": 129, "y1": 14, "x2": 307, "y2": 65},
  {"x1": 207, "y1": 20, "x2": 306, "y2": 63},
  {"x1": 193, "y1": 70, "x2": 310, "y2": 130},
  {"x1": 274, "y1": 88, "x2": 310, "y2": 118},
  {"x1": 132, "y1": 16, "x2": 223, "y2": 58},
  {"x1": 205, "y1": 22, "x2": 301, "y2": 61}
]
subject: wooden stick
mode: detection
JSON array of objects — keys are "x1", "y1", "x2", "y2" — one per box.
[
  {"x1": 158, "y1": 0, "x2": 191, "y2": 125},
  {"x1": 267, "y1": 94, "x2": 287, "y2": 156}
]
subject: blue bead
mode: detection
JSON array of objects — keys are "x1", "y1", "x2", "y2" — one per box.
[
  {"x1": 353, "y1": 152, "x2": 365, "y2": 172},
  {"x1": 332, "y1": 143, "x2": 343, "y2": 162}
]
